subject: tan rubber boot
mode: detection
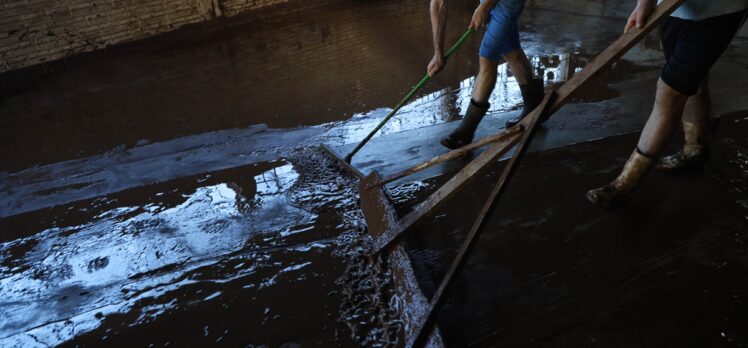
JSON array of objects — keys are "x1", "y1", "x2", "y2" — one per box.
[
  {"x1": 657, "y1": 120, "x2": 710, "y2": 171},
  {"x1": 586, "y1": 149, "x2": 654, "y2": 210}
]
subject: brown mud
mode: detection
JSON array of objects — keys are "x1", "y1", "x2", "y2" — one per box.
[
  {"x1": 1, "y1": 0, "x2": 748, "y2": 346},
  {"x1": 394, "y1": 111, "x2": 748, "y2": 346},
  {"x1": 0, "y1": 0, "x2": 665, "y2": 173},
  {"x1": 1, "y1": 149, "x2": 404, "y2": 346},
  {"x1": 0, "y1": 0, "x2": 479, "y2": 173}
]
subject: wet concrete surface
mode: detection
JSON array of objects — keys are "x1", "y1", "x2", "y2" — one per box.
[
  {"x1": 0, "y1": 0, "x2": 481, "y2": 173},
  {"x1": 2, "y1": 0, "x2": 748, "y2": 346},
  {"x1": 1, "y1": 155, "x2": 362, "y2": 346},
  {"x1": 397, "y1": 111, "x2": 748, "y2": 346},
  {"x1": 4, "y1": 1, "x2": 747, "y2": 219}
]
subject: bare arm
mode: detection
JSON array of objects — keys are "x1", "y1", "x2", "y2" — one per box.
[
  {"x1": 430, "y1": 0, "x2": 447, "y2": 57},
  {"x1": 470, "y1": 0, "x2": 496, "y2": 29},
  {"x1": 624, "y1": 0, "x2": 655, "y2": 33},
  {"x1": 427, "y1": 0, "x2": 447, "y2": 77},
  {"x1": 427, "y1": 0, "x2": 498, "y2": 76}
]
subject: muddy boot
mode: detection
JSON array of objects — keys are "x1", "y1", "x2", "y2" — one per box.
[
  {"x1": 440, "y1": 99, "x2": 490, "y2": 149},
  {"x1": 586, "y1": 149, "x2": 654, "y2": 210},
  {"x1": 657, "y1": 120, "x2": 710, "y2": 171},
  {"x1": 505, "y1": 78, "x2": 544, "y2": 128}
]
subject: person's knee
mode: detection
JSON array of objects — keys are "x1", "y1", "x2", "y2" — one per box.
[
  {"x1": 694, "y1": 75, "x2": 710, "y2": 97},
  {"x1": 656, "y1": 78, "x2": 688, "y2": 102},
  {"x1": 477, "y1": 57, "x2": 499, "y2": 76},
  {"x1": 503, "y1": 48, "x2": 524, "y2": 63}
]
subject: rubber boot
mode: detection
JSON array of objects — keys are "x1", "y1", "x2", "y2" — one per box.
[
  {"x1": 505, "y1": 78, "x2": 544, "y2": 128},
  {"x1": 656, "y1": 120, "x2": 710, "y2": 171},
  {"x1": 586, "y1": 149, "x2": 654, "y2": 210},
  {"x1": 440, "y1": 99, "x2": 490, "y2": 149}
]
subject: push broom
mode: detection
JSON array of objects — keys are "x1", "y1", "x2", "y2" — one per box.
[{"x1": 320, "y1": 27, "x2": 475, "y2": 169}]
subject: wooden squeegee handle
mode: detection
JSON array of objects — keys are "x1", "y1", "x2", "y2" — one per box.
[
  {"x1": 546, "y1": 0, "x2": 685, "y2": 117},
  {"x1": 409, "y1": 1, "x2": 686, "y2": 346},
  {"x1": 372, "y1": 126, "x2": 524, "y2": 188},
  {"x1": 411, "y1": 90, "x2": 556, "y2": 347},
  {"x1": 372, "y1": 0, "x2": 685, "y2": 258}
]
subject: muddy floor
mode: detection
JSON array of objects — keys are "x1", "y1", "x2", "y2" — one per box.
[
  {"x1": 1, "y1": 0, "x2": 748, "y2": 346},
  {"x1": 397, "y1": 111, "x2": 748, "y2": 346},
  {"x1": 1, "y1": 154, "x2": 358, "y2": 346}
]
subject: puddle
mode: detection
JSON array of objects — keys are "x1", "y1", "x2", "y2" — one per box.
[
  {"x1": 1, "y1": 0, "x2": 746, "y2": 346},
  {"x1": 0, "y1": 148, "x2": 413, "y2": 347},
  {"x1": 0, "y1": 0, "x2": 664, "y2": 173}
]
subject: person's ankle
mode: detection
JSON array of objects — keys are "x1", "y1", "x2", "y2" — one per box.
[
  {"x1": 635, "y1": 147, "x2": 656, "y2": 158},
  {"x1": 470, "y1": 98, "x2": 490, "y2": 109}
]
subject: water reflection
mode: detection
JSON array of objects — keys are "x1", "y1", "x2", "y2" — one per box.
[
  {"x1": 0, "y1": 163, "x2": 319, "y2": 346},
  {"x1": 534, "y1": 53, "x2": 575, "y2": 84},
  {"x1": 0, "y1": 0, "x2": 481, "y2": 172},
  {"x1": 324, "y1": 52, "x2": 593, "y2": 146}
]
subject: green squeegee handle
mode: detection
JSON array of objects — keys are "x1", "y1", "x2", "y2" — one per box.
[{"x1": 344, "y1": 27, "x2": 475, "y2": 163}]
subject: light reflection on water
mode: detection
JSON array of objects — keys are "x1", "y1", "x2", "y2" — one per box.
[
  {"x1": 0, "y1": 49, "x2": 651, "y2": 345},
  {"x1": 0, "y1": 163, "x2": 318, "y2": 346},
  {"x1": 324, "y1": 52, "x2": 585, "y2": 146}
]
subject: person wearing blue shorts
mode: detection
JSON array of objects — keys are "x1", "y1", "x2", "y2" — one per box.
[
  {"x1": 587, "y1": 0, "x2": 748, "y2": 210},
  {"x1": 428, "y1": 0, "x2": 544, "y2": 149}
]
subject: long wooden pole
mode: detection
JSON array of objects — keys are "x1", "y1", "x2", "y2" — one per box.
[
  {"x1": 371, "y1": 129, "x2": 523, "y2": 253},
  {"x1": 371, "y1": 0, "x2": 685, "y2": 256},
  {"x1": 371, "y1": 126, "x2": 524, "y2": 188},
  {"x1": 411, "y1": 91, "x2": 556, "y2": 346},
  {"x1": 545, "y1": 0, "x2": 685, "y2": 117}
]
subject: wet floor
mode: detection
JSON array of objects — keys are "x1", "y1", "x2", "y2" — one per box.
[
  {"x1": 0, "y1": 0, "x2": 480, "y2": 173},
  {"x1": 398, "y1": 111, "x2": 748, "y2": 346},
  {"x1": 1, "y1": 154, "x2": 362, "y2": 346},
  {"x1": 2, "y1": 0, "x2": 748, "y2": 346},
  {"x1": 0, "y1": 0, "x2": 699, "y2": 173}
]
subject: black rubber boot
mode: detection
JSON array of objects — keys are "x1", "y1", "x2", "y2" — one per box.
[
  {"x1": 505, "y1": 78, "x2": 544, "y2": 128},
  {"x1": 440, "y1": 99, "x2": 490, "y2": 150}
]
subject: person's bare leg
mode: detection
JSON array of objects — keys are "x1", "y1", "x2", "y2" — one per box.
[
  {"x1": 636, "y1": 78, "x2": 689, "y2": 157},
  {"x1": 471, "y1": 49, "x2": 534, "y2": 104},
  {"x1": 440, "y1": 56, "x2": 499, "y2": 149},
  {"x1": 504, "y1": 48, "x2": 544, "y2": 127},
  {"x1": 658, "y1": 75, "x2": 712, "y2": 171},
  {"x1": 471, "y1": 56, "x2": 500, "y2": 103},
  {"x1": 587, "y1": 78, "x2": 688, "y2": 209},
  {"x1": 504, "y1": 48, "x2": 532, "y2": 85},
  {"x1": 682, "y1": 75, "x2": 710, "y2": 124}
]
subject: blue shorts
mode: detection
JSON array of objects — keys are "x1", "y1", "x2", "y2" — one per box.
[{"x1": 479, "y1": 0, "x2": 526, "y2": 61}]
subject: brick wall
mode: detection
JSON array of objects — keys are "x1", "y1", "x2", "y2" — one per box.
[{"x1": 0, "y1": 0, "x2": 293, "y2": 73}]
